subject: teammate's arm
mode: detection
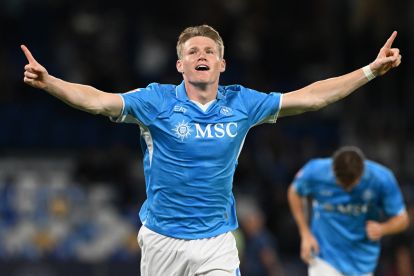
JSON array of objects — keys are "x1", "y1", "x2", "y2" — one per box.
[
  {"x1": 21, "y1": 45, "x2": 123, "y2": 117},
  {"x1": 287, "y1": 185, "x2": 319, "y2": 264},
  {"x1": 279, "y1": 31, "x2": 401, "y2": 117},
  {"x1": 366, "y1": 211, "x2": 409, "y2": 241}
]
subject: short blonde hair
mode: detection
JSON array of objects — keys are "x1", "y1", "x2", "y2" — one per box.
[{"x1": 176, "y1": 25, "x2": 224, "y2": 59}]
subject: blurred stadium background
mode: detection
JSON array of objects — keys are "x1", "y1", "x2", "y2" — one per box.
[{"x1": 1, "y1": 0, "x2": 413, "y2": 275}]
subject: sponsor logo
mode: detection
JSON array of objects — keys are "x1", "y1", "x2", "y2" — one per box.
[
  {"x1": 172, "y1": 121, "x2": 238, "y2": 140},
  {"x1": 195, "y1": 123, "x2": 238, "y2": 138},
  {"x1": 320, "y1": 190, "x2": 333, "y2": 196},
  {"x1": 322, "y1": 203, "x2": 368, "y2": 216},
  {"x1": 172, "y1": 121, "x2": 193, "y2": 141}
]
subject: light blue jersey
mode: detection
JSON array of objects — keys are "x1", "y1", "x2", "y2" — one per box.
[
  {"x1": 293, "y1": 158, "x2": 406, "y2": 275},
  {"x1": 113, "y1": 81, "x2": 281, "y2": 239}
]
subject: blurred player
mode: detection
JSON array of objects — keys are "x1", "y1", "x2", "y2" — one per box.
[
  {"x1": 288, "y1": 146, "x2": 409, "y2": 276},
  {"x1": 22, "y1": 25, "x2": 401, "y2": 275}
]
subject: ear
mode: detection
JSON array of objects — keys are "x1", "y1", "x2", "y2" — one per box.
[
  {"x1": 176, "y1": 60, "x2": 183, "y2": 74},
  {"x1": 220, "y1": 59, "x2": 226, "y2": 73}
]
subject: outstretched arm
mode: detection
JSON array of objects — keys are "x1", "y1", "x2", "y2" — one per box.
[
  {"x1": 279, "y1": 31, "x2": 402, "y2": 117},
  {"x1": 287, "y1": 185, "x2": 319, "y2": 264},
  {"x1": 21, "y1": 45, "x2": 123, "y2": 117},
  {"x1": 366, "y1": 211, "x2": 409, "y2": 241}
]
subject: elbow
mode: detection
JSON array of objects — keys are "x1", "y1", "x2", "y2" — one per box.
[
  {"x1": 65, "y1": 102, "x2": 101, "y2": 115},
  {"x1": 84, "y1": 97, "x2": 108, "y2": 116},
  {"x1": 305, "y1": 89, "x2": 329, "y2": 112},
  {"x1": 402, "y1": 212, "x2": 410, "y2": 230},
  {"x1": 80, "y1": 105, "x2": 101, "y2": 115},
  {"x1": 307, "y1": 98, "x2": 327, "y2": 112},
  {"x1": 90, "y1": 108, "x2": 104, "y2": 115},
  {"x1": 396, "y1": 211, "x2": 410, "y2": 232},
  {"x1": 287, "y1": 185, "x2": 299, "y2": 202},
  {"x1": 287, "y1": 185, "x2": 294, "y2": 197},
  {"x1": 309, "y1": 103, "x2": 323, "y2": 112},
  {"x1": 306, "y1": 81, "x2": 340, "y2": 111}
]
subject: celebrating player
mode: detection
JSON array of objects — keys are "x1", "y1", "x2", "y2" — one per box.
[{"x1": 22, "y1": 25, "x2": 401, "y2": 275}]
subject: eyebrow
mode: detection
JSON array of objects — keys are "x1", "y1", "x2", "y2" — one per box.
[{"x1": 187, "y1": 46, "x2": 216, "y2": 52}]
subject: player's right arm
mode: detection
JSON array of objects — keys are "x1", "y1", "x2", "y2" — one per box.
[
  {"x1": 288, "y1": 185, "x2": 320, "y2": 264},
  {"x1": 366, "y1": 211, "x2": 409, "y2": 241},
  {"x1": 21, "y1": 45, "x2": 122, "y2": 118}
]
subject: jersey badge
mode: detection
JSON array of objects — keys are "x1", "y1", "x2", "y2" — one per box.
[{"x1": 220, "y1": 106, "x2": 233, "y2": 116}]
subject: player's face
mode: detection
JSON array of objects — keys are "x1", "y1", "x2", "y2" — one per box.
[{"x1": 176, "y1": 36, "x2": 226, "y2": 86}]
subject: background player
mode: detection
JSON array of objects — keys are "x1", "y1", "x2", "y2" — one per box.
[{"x1": 288, "y1": 146, "x2": 409, "y2": 276}]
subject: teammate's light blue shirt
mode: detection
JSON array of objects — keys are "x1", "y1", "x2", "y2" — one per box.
[
  {"x1": 113, "y1": 81, "x2": 281, "y2": 239},
  {"x1": 293, "y1": 158, "x2": 406, "y2": 275}
]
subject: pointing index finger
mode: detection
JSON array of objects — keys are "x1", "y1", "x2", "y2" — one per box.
[
  {"x1": 383, "y1": 31, "x2": 397, "y2": 49},
  {"x1": 20, "y1": 44, "x2": 38, "y2": 64}
]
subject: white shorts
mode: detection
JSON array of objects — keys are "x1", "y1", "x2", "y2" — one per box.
[
  {"x1": 308, "y1": 257, "x2": 373, "y2": 276},
  {"x1": 137, "y1": 225, "x2": 241, "y2": 276}
]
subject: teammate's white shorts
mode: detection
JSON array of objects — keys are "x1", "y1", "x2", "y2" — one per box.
[
  {"x1": 309, "y1": 257, "x2": 373, "y2": 276},
  {"x1": 137, "y1": 225, "x2": 241, "y2": 276}
]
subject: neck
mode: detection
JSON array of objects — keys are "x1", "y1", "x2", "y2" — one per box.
[{"x1": 184, "y1": 80, "x2": 218, "y2": 104}]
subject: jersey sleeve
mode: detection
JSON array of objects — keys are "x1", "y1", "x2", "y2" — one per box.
[
  {"x1": 111, "y1": 83, "x2": 164, "y2": 125},
  {"x1": 292, "y1": 161, "x2": 314, "y2": 197},
  {"x1": 240, "y1": 87, "x2": 282, "y2": 126},
  {"x1": 380, "y1": 170, "x2": 406, "y2": 217}
]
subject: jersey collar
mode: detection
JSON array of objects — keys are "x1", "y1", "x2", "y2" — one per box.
[{"x1": 175, "y1": 81, "x2": 226, "y2": 102}]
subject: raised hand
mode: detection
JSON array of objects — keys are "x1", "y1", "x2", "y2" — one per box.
[
  {"x1": 370, "y1": 31, "x2": 402, "y2": 76},
  {"x1": 21, "y1": 45, "x2": 49, "y2": 89}
]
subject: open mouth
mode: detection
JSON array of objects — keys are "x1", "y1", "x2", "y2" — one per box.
[{"x1": 195, "y1": 65, "x2": 210, "y2": 71}]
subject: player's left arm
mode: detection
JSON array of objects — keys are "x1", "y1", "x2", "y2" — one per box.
[
  {"x1": 366, "y1": 167, "x2": 410, "y2": 241},
  {"x1": 366, "y1": 211, "x2": 409, "y2": 241},
  {"x1": 279, "y1": 31, "x2": 401, "y2": 117}
]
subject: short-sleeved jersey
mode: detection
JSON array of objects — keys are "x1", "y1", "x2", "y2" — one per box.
[
  {"x1": 113, "y1": 81, "x2": 282, "y2": 239},
  {"x1": 293, "y1": 158, "x2": 406, "y2": 275}
]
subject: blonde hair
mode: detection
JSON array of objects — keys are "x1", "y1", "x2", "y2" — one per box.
[{"x1": 176, "y1": 25, "x2": 224, "y2": 59}]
